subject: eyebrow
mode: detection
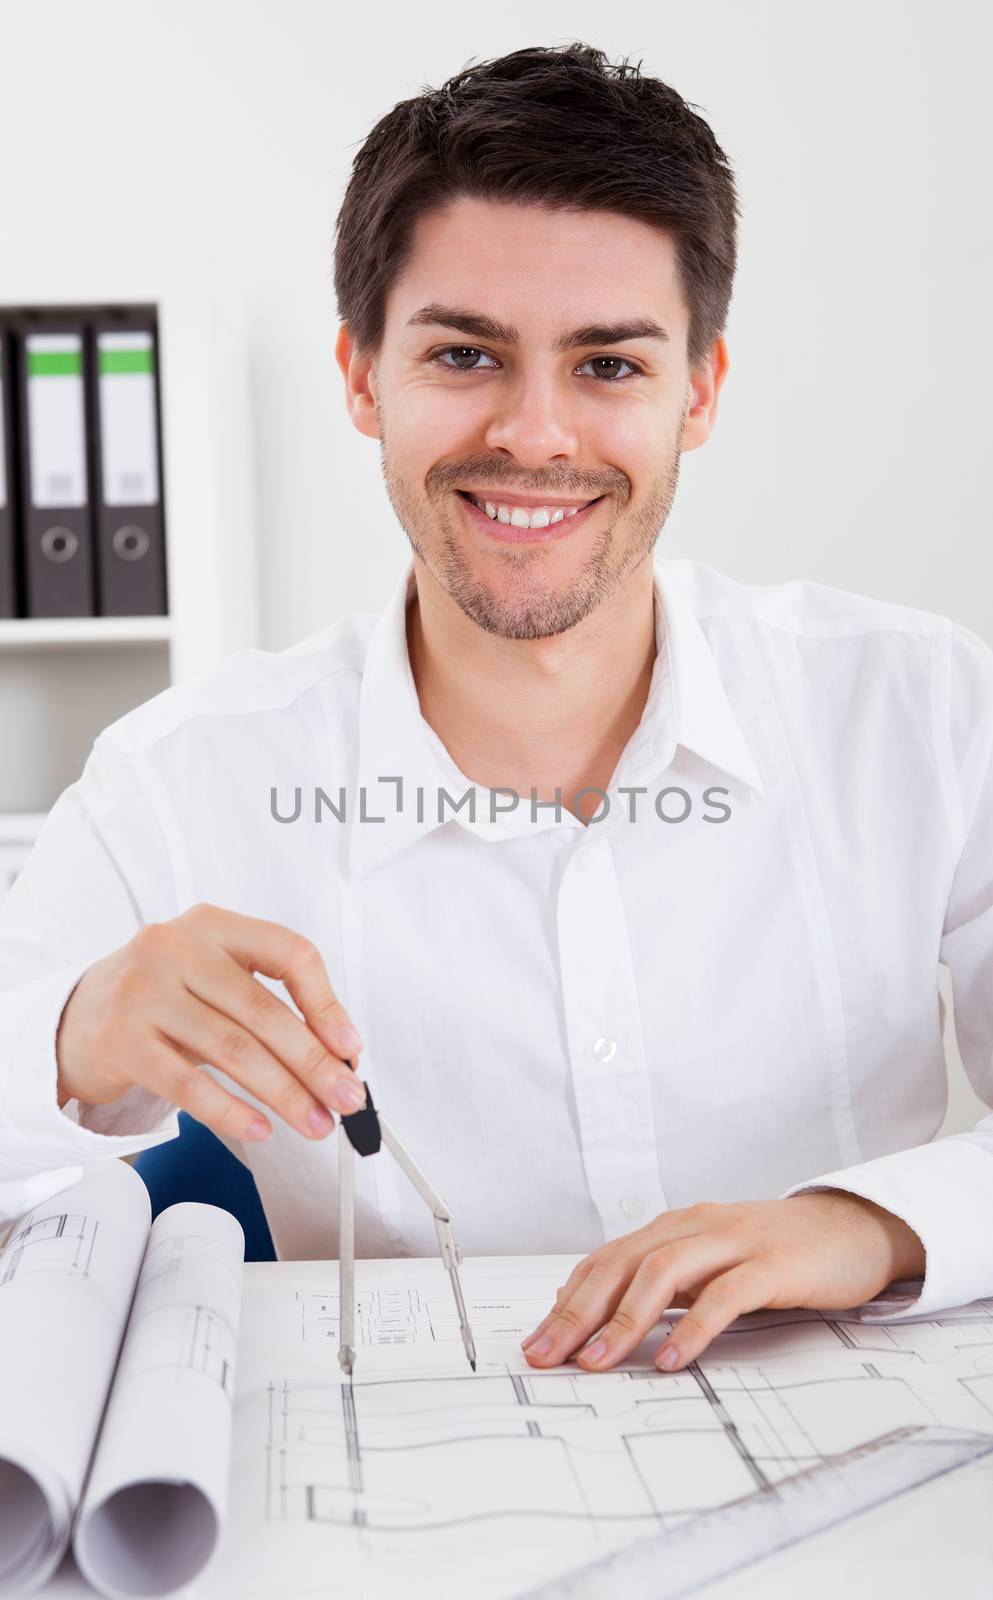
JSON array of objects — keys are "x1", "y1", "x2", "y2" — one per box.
[{"x1": 405, "y1": 303, "x2": 670, "y2": 352}]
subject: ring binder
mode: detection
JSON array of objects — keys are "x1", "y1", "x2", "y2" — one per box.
[
  {"x1": 0, "y1": 323, "x2": 17, "y2": 618},
  {"x1": 15, "y1": 318, "x2": 96, "y2": 618},
  {"x1": 90, "y1": 312, "x2": 167, "y2": 616}
]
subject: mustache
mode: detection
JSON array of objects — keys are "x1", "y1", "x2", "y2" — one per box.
[{"x1": 427, "y1": 461, "x2": 629, "y2": 502}]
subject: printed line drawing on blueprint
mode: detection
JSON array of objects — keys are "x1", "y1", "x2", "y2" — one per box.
[
  {"x1": 299, "y1": 1287, "x2": 435, "y2": 1349},
  {"x1": 516, "y1": 1424, "x2": 993, "y2": 1599},
  {"x1": 297, "y1": 1285, "x2": 534, "y2": 1351},
  {"x1": 217, "y1": 1259, "x2": 993, "y2": 1599},
  {"x1": 119, "y1": 1227, "x2": 242, "y2": 1397},
  {"x1": 0, "y1": 1207, "x2": 99, "y2": 1285}
]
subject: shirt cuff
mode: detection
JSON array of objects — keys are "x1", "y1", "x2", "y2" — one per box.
[
  {"x1": 0, "y1": 962, "x2": 180, "y2": 1177},
  {"x1": 780, "y1": 1135, "x2": 993, "y2": 1319}
]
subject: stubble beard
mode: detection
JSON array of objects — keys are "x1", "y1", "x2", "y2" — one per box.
[{"x1": 379, "y1": 415, "x2": 686, "y2": 642}]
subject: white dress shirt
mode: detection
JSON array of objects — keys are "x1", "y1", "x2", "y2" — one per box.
[{"x1": 3, "y1": 554, "x2": 993, "y2": 1318}]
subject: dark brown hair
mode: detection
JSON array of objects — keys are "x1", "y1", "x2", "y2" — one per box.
[{"x1": 333, "y1": 41, "x2": 740, "y2": 371}]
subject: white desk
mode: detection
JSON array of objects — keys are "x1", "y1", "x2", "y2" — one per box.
[{"x1": 33, "y1": 1261, "x2": 993, "y2": 1599}]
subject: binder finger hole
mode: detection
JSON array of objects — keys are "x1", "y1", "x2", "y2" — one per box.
[
  {"x1": 113, "y1": 523, "x2": 150, "y2": 562},
  {"x1": 40, "y1": 524, "x2": 78, "y2": 563}
]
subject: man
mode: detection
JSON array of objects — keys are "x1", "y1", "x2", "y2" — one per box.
[{"x1": 2, "y1": 42, "x2": 992, "y2": 1377}]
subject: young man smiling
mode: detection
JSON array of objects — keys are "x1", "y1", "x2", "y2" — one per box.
[{"x1": 2, "y1": 43, "x2": 993, "y2": 1376}]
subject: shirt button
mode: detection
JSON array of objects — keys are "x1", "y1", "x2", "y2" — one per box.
[
  {"x1": 619, "y1": 1196, "x2": 645, "y2": 1220},
  {"x1": 592, "y1": 1036, "x2": 617, "y2": 1063}
]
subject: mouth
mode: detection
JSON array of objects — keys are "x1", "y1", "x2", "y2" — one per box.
[{"x1": 455, "y1": 490, "x2": 605, "y2": 544}]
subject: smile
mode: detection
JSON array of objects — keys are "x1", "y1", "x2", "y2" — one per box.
[{"x1": 455, "y1": 490, "x2": 605, "y2": 543}]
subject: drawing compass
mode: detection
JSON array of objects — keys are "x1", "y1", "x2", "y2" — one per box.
[{"x1": 336, "y1": 1066, "x2": 477, "y2": 1378}]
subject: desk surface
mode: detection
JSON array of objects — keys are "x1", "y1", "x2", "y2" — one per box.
[{"x1": 35, "y1": 1260, "x2": 993, "y2": 1600}]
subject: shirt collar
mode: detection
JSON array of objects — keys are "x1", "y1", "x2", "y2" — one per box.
[
  {"x1": 346, "y1": 555, "x2": 764, "y2": 880},
  {"x1": 624, "y1": 555, "x2": 766, "y2": 801}
]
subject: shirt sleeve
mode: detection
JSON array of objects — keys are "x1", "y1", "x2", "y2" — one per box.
[
  {"x1": 780, "y1": 618, "x2": 993, "y2": 1319},
  {"x1": 0, "y1": 732, "x2": 182, "y2": 1225}
]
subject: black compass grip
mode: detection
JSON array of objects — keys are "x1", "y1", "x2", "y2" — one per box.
[{"x1": 340, "y1": 1074, "x2": 381, "y2": 1156}]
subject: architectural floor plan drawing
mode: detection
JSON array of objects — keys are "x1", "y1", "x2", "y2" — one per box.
[
  {"x1": 0, "y1": 1204, "x2": 100, "y2": 1285},
  {"x1": 119, "y1": 1224, "x2": 242, "y2": 1396},
  {"x1": 213, "y1": 1256, "x2": 993, "y2": 1599}
]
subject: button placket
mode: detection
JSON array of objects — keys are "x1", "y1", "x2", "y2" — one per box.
[{"x1": 557, "y1": 841, "x2": 668, "y2": 1238}]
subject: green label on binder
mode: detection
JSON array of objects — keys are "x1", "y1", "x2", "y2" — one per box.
[
  {"x1": 99, "y1": 347, "x2": 155, "y2": 376},
  {"x1": 28, "y1": 349, "x2": 83, "y2": 377}
]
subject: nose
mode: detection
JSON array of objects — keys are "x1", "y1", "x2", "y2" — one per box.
[{"x1": 482, "y1": 367, "x2": 580, "y2": 467}]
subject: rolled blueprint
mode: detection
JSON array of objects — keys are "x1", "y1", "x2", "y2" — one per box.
[{"x1": 0, "y1": 1159, "x2": 245, "y2": 1597}]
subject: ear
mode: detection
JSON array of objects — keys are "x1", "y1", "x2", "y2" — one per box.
[
  {"x1": 335, "y1": 324, "x2": 381, "y2": 440},
  {"x1": 681, "y1": 335, "x2": 729, "y2": 453}
]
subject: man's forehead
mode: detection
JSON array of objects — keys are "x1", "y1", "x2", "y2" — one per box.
[{"x1": 387, "y1": 196, "x2": 687, "y2": 339}]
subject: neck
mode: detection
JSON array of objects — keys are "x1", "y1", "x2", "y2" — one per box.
[{"x1": 405, "y1": 555, "x2": 658, "y2": 824}]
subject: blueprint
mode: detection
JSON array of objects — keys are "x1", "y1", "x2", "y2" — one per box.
[
  {"x1": 212, "y1": 1255, "x2": 993, "y2": 1599},
  {"x1": 0, "y1": 1161, "x2": 245, "y2": 1599}
]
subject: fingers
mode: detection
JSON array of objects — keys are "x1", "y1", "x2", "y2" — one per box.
[
  {"x1": 525, "y1": 1234, "x2": 738, "y2": 1370},
  {"x1": 193, "y1": 905, "x2": 364, "y2": 1061},
  {"x1": 522, "y1": 1207, "x2": 721, "y2": 1364},
  {"x1": 155, "y1": 989, "x2": 354, "y2": 1143},
  {"x1": 522, "y1": 1259, "x2": 625, "y2": 1360},
  {"x1": 132, "y1": 1034, "x2": 281, "y2": 1144},
  {"x1": 522, "y1": 1239, "x2": 655, "y2": 1353},
  {"x1": 574, "y1": 1236, "x2": 742, "y2": 1369},
  {"x1": 653, "y1": 1263, "x2": 774, "y2": 1371},
  {"x1": 523, "y1": 1251, "x2": 645, "y2": 1365},
  {"x1": 133, "y1": 907, "x2": 368, "y2": 1142},
  {"x1": 182, "y1": 948, "x2": 367, "y2": 1120},
  {"x1": 521, "y1": 1270, "x2": 593, "y2": 1351}
]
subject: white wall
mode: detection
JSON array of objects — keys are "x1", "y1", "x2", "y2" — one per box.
[{"x1": 2, "y1": 0, "x2": 990, "y2": 1132}]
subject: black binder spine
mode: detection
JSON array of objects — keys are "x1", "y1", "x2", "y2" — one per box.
[
  {"x1": 89, "y1": 309, "x2": 168, "y2": 617},
  {"x1": 15, "y1": 315, "x2": 96, "y2": 618},
  {"x1": 0, "y1": 323, "x2": 17, "y2": 619}
]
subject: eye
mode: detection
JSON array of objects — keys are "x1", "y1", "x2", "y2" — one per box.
[
  {"x1": 431, "y1": 346, "x2": 500, "y2": 373},
  {"x1": 427, "y1": 346, "x2": 645, "y2": 382},
  {"x1": 577, "y1": 355, "x2": 643, "y2": 383}
]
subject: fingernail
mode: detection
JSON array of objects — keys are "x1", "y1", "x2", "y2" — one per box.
[
  {"x1": 580, "y1": 1338, "x2": 608, "y2": 1365},
  {"x1": 247, "y1": 1116, "x2": 271, "y2": 1141},
  {"x1": 657, "y1": 1344, "x2": 680, "y2": 1370},
  {"x1": 333, "y1": 1023, "x2": 363, "y2": 1058},
  {"x1": 335, "y1": 1078, "x2": 366, "y2": 1112},
  {"x1": 528, "y1": 1335, "x2": 552, "y2": 1358},
  {"x1": 308, "y1": 1106, "x2": 333, "y2": 1135},
  {"x1": 520, "y1": 1329, "x2": 541, "y2": 1350}
]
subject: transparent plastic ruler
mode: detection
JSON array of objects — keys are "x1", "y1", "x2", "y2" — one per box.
[{"x1": 517, "y1": 1425, "x2": 993, "y2": 1600}]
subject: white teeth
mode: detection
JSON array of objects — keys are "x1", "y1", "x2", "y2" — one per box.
[{"x1": 467, "y1": 493, "x2": 592, "y2": 529}]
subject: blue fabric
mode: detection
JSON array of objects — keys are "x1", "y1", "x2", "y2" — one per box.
[{"x1": 133, "y1": 1112, "x2": 277, "y2": 1262}]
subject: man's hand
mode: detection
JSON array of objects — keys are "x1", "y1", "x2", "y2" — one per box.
[
  {"x1": 54, "y1": 902, "x2": 367, "y2": 1143},
  {"x1": 522, "y1": 1193, "x2": 926, "y2": 1373}
]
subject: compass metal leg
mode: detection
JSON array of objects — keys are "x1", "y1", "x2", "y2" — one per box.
[{"x1": 338, "y1": 1131, "x2": 355, "y2": 1377}]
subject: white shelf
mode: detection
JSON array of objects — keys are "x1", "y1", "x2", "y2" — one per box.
[
  {"x1": 0, "y1": 616, "x2": 173, "y2": 649},
  {"x1": 0, "y1": 285, "x2": 259, "y2": 814}
]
